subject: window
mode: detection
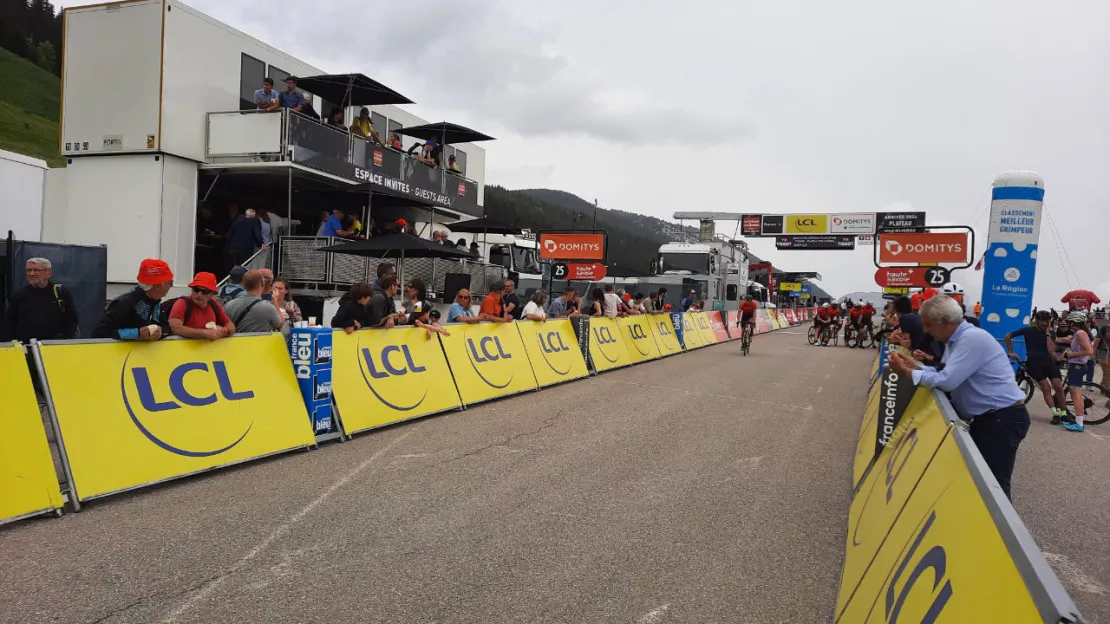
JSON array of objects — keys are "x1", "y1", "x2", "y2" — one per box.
[
  {"x1": 726, "y1": 284, "x2": 738, "y2": 301},
  {"x1": 388, "y1": 119, "x2": 403, "y2": 144},
  {"x1": 239, "y1": 54, "x2": 265, "y2": 111},
  {"x1": 269, "y1": 65, "x2": 290, "y2": 86},
  {"x1": 453, "y1": 148, "x2": 467, "y2": 176},
  {"x1": 371, "y1": 112, "x2": 388, "y2": 140}
]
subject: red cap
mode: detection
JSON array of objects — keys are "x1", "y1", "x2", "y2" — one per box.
[
  {"x1": 187, "y1": 272, "x2": 218, "y2": 292},
  {"x1": 396, "y1": 218, "x2": 408, "y2": 227},
  {"x1": 664, "y1": 303, "x2": 673, "y2": 310},
  {"x1": 622, "y1": 293, "x2": 631, "y2": 301},
  {"x1": 137, "y1": 259, "x2": 174, "y2": 285}
]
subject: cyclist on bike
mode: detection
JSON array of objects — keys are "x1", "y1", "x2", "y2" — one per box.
[
  {"x1": 861, "y1": 301, "x2": 876, "y2": 329},
  {"x1": 739, "y1": 294, "x2": 758, "y2": 340},
  {"x1": 829, "y1": 301, "x2": 843, "y2": 337},
  {"x1": 1061, "y1": 311, "x2": 1096, "y2": 432},
  {"x1": 1006, "y1": 309, "x2": 1067, "y2": 423},
  {"x1": 814, "y1": 303, "x2": 833, "y2": 344},
  {"x1": 847, "y1": 302, "x2": 862, "y2": 341}
]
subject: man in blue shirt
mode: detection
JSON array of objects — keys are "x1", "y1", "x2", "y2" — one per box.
[
  {"x1": 254, "y1": 77, "x2": 280, "y2": 112},
  {"x1": 889, "y1": 295, "x2": 1030, "y2": 500},
  {"x1": 278, "y1": 77, "x2": 305, "y2": 112},
  {"x1": 321, "y1": 209, "x2": 354, "y2": 238}
]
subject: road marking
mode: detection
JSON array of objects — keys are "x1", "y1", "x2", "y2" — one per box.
[
  {"x1": 637, "y1": 604, "x2": 671, "y2": 623},
  {"x1": 395, "y1": 453, "x2": 431, "y2": 458},
  {"x1": 1042, "y1": 552, "x2": 1108, "y2": 595},
  {"x1": 737, "y1": 456, "x2": 764, "y2": 467},
  {"x1": 161, "y1": 428, "x2": 419, "y2": 622},
  {"x1": 610, "y1": 379, "x2": 813, "y2": 411}
]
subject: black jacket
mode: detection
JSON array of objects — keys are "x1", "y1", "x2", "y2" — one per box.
[
  {"x1": 366, "y1": 289, "x2": 397, "y2": 327},
  {"x1": 226, "y1": 216, "x2": 263, "y2": 250},
  {"x1": 92, "y1": 288, "x2": 167, "y2": 340},
  {"x1": 4, "y1": 282, "x2": 79, "y2": 342},
  {"x1": 331, "y1": 301, "x2": 372, "y2": 330}
]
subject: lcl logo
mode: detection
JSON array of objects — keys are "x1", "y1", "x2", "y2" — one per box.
[
  {"x1": 592, "y1": 325, "x2": 621, "y2": 363},
  {"x1": 123, "y1": 356, "x2": 255, "y2": 457},
  {"x1": 359, "y1": 343, "x2": 429, "y2": 411},
  {"x1": 466, "y1": 335, "x2": 514, "y2": 388},
  {"x1": 627, "y1": 322, "x2": 652, "y2": 356},
  {"x1": 538, "y1": 331, "x2": 572, "y2": 375},
  {"x1": 656, "y1": 322, "x2": 676, "y2": 351},
  {"x1": 795, "y1": 218, "x2": 817, "y2": 226}
]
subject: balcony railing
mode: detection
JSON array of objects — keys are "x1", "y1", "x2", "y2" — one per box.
[{"x1": 205, "y1": 110, "x2": 481, "y2": 217}]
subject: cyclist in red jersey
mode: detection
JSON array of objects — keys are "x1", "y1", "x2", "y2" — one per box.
[
  {"x1": 861, "y1": 302, "x2": 876, "y2": 328},
  {"x1": 814, "y1": 303, "x2": 832, "y2": 341},
  {"x1": 739, "y1": 294, "x2": 759, "y2": 338}
]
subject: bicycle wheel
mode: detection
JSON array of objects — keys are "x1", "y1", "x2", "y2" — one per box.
[
  {"x1": 857, "y1": 329, "x2": 874, "y2": 349},
  {"x1": 807, "y1": 326, "x2": 817, "y2": 345},
  {"x1": 742, "y1": 331, "x2": 750, "y2": 356},
  {"x1": 1017, "y1": 375, "x2": 1035, "y2": 405},
  {"x1": 845, "y1": 328, "x2": 856, "y2": 347},
  {"x1": 819, "y1": 328, "x2": 830, "y2": 347},
  {"x1": 1077, "y1": 382, "x2": 1110, "y2": 425}
]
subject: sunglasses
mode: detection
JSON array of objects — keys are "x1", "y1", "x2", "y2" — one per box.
[
  {"x1": 192, "y1": 287, "x2": 214, "y2": 295},
  {"x1": 459, "y1": 295, "x2": 471, "y2": 300}
]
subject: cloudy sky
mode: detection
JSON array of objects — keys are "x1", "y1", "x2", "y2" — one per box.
[{"x1": 63, "y1": 0, "x2": 1110, "y2": 304}]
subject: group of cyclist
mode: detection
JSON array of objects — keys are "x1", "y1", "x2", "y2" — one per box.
[{"x1": 812, "y1": 300, "x2": 878, "y2": 346}]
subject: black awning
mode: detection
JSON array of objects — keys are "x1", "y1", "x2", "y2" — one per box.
[
  {"x1": 394, "y1": 121, "x2": 495, "y2": 145},
  {"x1": 295, "y1": 73, "x2": 413, "y2": 107},
  {"x1": 318, "y1": 233, "x2": 474, "y2": 260},
  {"x1": 445, "y1": 217, "x2": 521, "y2": 235}
]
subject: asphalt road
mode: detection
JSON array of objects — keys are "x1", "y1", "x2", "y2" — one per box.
[{"x1": 2, "y1": 329, "x2": 1106, "y2": 623}]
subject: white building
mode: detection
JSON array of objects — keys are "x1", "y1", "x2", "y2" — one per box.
[{"x1": 48, "y1": 0, "x2": 488, "y2": 293}]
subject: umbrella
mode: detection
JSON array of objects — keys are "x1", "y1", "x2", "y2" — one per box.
[
  {"x1": 1062, "y1": 289, "x2": 1100, "y2": 310},
  {"x1": 295, "y1": 73, "x2": 413, "y2": 108},
  {"x1": 319, "y1": 233, "x2": 475, "y2": 292},
  {"x1": 445, "y1": 218, "x2": 522, "y2": 235},
  {"x1": 392, "y1": 121, "x2": 495, "y2": 145}
]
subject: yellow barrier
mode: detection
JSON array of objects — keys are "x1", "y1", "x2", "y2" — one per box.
[
  {"x1": 852, "y1": 381, "x2": 882, "y2": 488},
  {"x1": 1, "y1": 343, "x2": 64, "y2": 524},
  {"x1": 515, "y1": 320, "x2": 590, "y2": 387},
  {"x1": 837, "y1": 431, "x2": 1043, "y2": 622},
  {"x1": 588, "y1": 317, "x2": 633, "y2": 372},
  {"x1": 332, "y1": 327, "x2": 462, "y2": 434},
  {"x1": 649, "y1": 315, "x2": 683, "y2": 356},
  {"x1": 618, "y1": 316, "x2": 661, "y2": 363},
  {"x1": 37, "y1": 335, "x2": 315, "y2": 501},
  {"x1": 680, "y1": 314, "x2": 709, "y2": 350},
  {"x1": 440, "y1": 322, "x2": 538, "y2": 405},
  {"x1": 690, "y1": 312, "x2": 720, "y2": 345}
]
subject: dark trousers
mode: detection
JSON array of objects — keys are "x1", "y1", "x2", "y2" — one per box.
[{"x1": 969, "y1": 404, "x2": 1030, "y2": 500}]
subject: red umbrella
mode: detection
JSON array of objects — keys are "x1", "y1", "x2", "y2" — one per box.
[{"x1": 1061, "y1": 290, "x2": 1100, "y2": 311}]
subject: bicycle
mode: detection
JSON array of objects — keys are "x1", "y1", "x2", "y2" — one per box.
[
  {"x1": 818, "y1": 323, "x2": 833, "y2": 347},
  {"x1": 807, "y1": 325, "x2": 818, "y2": 345},
  {"x1": 829, "y1": 320, "x2": 841, "y2": 347},
  {"x1": 1014, "y1": 360, "x2": 1110, "y2": 425},
  {"x1": 844, "y1": 324, "x2": 858, "y2": 348},
  {"x1": 854, "y1": 323, "x2": 875, "y2": 349},
  {"x1": 741, "y1": 322, "x2": 753, "y2": 356}
]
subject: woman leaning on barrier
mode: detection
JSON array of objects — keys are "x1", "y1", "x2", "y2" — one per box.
[
  {"x1": 271, "y1": 278, "x2": 302, "y2": 337},
  {"x1": 523, "y1": 290, "x2": 548, "y2": 321}
]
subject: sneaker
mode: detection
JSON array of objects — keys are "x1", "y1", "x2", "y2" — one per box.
[{"x1": 1063, "y1": 422, "x2": 1085, "y2": 432}]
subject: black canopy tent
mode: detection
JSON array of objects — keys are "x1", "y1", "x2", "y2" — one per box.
[
  {"x1": 319, "y1": 233, "x2": 474, "y2": 290},
  {"x1": 295, "y1": 73, "x2": 414, "y2": 110},
  {"x1": 392, "y1": 122, "x2": 496, "y2": 145}
]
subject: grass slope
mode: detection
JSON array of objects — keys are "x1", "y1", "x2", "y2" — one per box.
[{"x1": 0, "y1": 46, "x2": 62, "y2": 166}]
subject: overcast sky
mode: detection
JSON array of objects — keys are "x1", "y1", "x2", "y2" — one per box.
[{"x1": 63, "y1": 0, "x2": 1110, "y2": 305}]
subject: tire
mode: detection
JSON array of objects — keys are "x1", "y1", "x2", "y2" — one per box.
[
  {"x1": 1077, "y1": 382, "x2": 1110, "y2": 425},
  {"x1": 1017, "y1": 376, "x2": 1036, "y2": 405},
  {"x1": 807, "y1": 326, "x2": 817, "y2": 345},
  {"x1": 857, "y1": 330, "x2": 874, "y2": 349}
]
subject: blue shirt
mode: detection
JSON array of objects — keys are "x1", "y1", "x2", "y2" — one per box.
[
  {"x1": 278, "y1": 89, "x2": 306, "y2": 110},
  {"x1": 322, "y1": 215, "x2": 344, "y2": 237},
  {"x1": 253, "y1": 88, "x2": 278, "y2": 107},
  {"x1": 447, "y1": 302, "x2": 474, "y2": 322},
  {"x1": 547, "y1": 297, "x2": 569, "y2": 318},
  {"x1": 910, "y1": 322, "x2": 1025, "y2": 418}
]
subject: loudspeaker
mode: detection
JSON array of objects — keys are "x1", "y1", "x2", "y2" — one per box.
[{"x1": 442, "y1": 273, "x2": 471, "y2": 303}]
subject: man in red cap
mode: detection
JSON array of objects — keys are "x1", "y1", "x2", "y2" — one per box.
[
  {"x1": 92, "y1": 258, "x2": 175, "y2": 340},
  {"x1": 168, "y1": 272, "x2": 235, "y2": 340}
]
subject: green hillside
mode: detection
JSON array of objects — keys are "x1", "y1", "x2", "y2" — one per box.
[{"x1": 0, "y1": 46, "x2": 62, "y2": 166}]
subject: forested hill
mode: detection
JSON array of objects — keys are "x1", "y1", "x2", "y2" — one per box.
[{"x1": 482, "y1": 186, "x2": 691, "y2": 274}]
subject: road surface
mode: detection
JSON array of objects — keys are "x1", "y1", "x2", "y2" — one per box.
[{"x1": 1, "y1": 329, "x2": 1106, "y2": 623}]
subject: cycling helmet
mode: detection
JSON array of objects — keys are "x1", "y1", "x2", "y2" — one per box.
[
  {"x1": 821, "y1": 303, "x2": 829, "y2": 308},
  {"x1": 744, "y1": 293, "x2": 753, "y2": 300},
  {"x1": 1067, "y1": 311, "x2": 1087, "y2": 324}
]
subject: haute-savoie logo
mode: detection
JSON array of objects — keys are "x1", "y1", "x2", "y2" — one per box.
[
  {"x1": 465, "y1": 332, "x2": 514, "y2": 388},
  {"x1": 537, "y1": 330, "x2": 572, "y2": 375},
  {"x1": 121, "y1": 353, "x2": 255, "y2": 457},
  {"x1": 358, "y1": 339, "x2": 428, "y2": 411},
  {"x1": 592, "y1": 324, "x2": 621, "y2": 363}
]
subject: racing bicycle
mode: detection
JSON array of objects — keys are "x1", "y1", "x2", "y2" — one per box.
[
  {"x1": 1014, "y1": 360, "x2": 1110, "y2": 425},
  {"x1": 854, "y1": 322, "x2": 875, "y2": 349},
  {"x1": 844, "y1": 323, "x2": 858, "y2": 348},
  {"x1": 741, "y1": 322, "x2": 753, "y2": 356}
]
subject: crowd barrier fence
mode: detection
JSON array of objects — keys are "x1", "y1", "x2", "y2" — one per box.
[
  {"x1": 0, "y1": 343, "x2": 64, "y2": 525},
  {"x1": 6, "y1": 309, "x2": 809, "y2": 521},
  {"x1": 837, "y1": 349, "x2": 1085, "y2": 623}
]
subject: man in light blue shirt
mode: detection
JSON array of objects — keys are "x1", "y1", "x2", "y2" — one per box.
[
  {"x1": 889, "y1": 295, "x2": 1030, "y2": 500},
  {"x1": 278, "y1": 77, "x2": 305, "y2": 112},
  {"x1": 254, "y1": 77, "x2": 279, "y2": 112}
]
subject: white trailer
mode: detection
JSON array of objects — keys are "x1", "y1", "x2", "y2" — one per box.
[
  {"x1": 51, "y1": 0, "x2": 487, "y2": 296},
  {"x1": 0, "y1": 149, "x2": 48, "y2": 242}
]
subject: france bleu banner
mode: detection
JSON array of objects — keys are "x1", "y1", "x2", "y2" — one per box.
[{"x1": 979, "y1": 172, "x2": 1044, "y2": 340}]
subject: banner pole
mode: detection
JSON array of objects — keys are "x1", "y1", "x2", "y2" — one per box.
[{"x1": 30, "y1": 340, "x2": 81, "y2": 512}]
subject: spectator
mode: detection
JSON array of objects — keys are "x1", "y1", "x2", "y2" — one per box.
[
  {"x1": 889, "y1": 295, "x2": 938, "y2": 360},
  {"x1": 1094, "y1": 318, "x2": 1110, "y2": 388},
  {"x1": 366, "y1": 218, "x2": 380, "y2": 238},
  {"x1": 257, "y1": 208, "x2": 273, "y2": 246},
  {"x1": 370, "y1": 262, "x2": 397, "y2": 290},
  {"x1": 322, "y1": 209, "x2": 355, "y2": 238},
  {"x1": 448, "y1": 289, "x2": 482, "y2": 323},
  {"x1": 888, "y1": 295, "x2": 1030, "y2": 499},
  {"x1": 93, "y1": 259, "x2": 174, "y2": 341},
  {"x1": 646, "y1": 292, "x2": 659, "y2": 314},
  {"x1": 402, "y1": 278, "x2": 426, "y2": 316},
  {"x1": 408, "y1": 300, "x2": 450, "y2": 338},
  {"x1": 344, "y1": 214, "x2": 363, "y2": 238},
  {"x1": 271, "y1": 278, "x2": 302, "y2": 336},
  {"x1": 547, "y1": 287, "x2": 576, "y2": 318},
  {"x1": 259, "y1": 268, "x2": 274, "y2": 300},
  {"x1": 973, "y1": 301, "x2": 982, "y2": 318},
  {"x1": 326, "y1": 107, "x2": 347, "y2": 132},
  {"x1": 300, "y1": 93, "x2": 320, "y2": 120},
  {"x1": 602, "y1": 284, "x2": 621, "y2": 318},
  {"x1": 586, "y1": 288, "x2": 605, "y2": 316},
  {"x1": 654, "y1": 288, "x2": 669, "y2": 312},
  {"x1": 5, "y1": 257, "x2": 80, "y2": 342},
  {"x1": 168, "y1": 272, "x2": 235, "y2": 340},
  {"x1": 681, "y1": 289, "x2": 696, "y2": 312},
  {"x1": 630, "y1": 293, "x2": 647, "y2": 315},
  {"x1": 387, "y1": 133, "x2": 403, "y2": 150},
  {"x1": 223, "y1": 270, "x2": 283, "y2": 334},
  {"x1": 254, "y1": 77, "x2": 280, "y2": 112},
  {"x1": 218, "y1": 265, "x2": 248, "y2": 303},
  {"x1": 503, "y1": 279, "x2": 522, "y2": 320},
  {"x1": 522, "y1": 290, "x2": 548, "y2": 321},
  {"x1": 481, "y1": 281, "x2": 511, "y2": 322},
  {"x1": 469, "y1": 241, "x2": 480, "y2": 257},
  {"x1": 688, "y1": 300, "x2": 704, "y2": 313},
  {"x1": 331, "y1": 283, "x2": 373, "y2": 334},
  {"x1": 350, "y1": 108, "x2": 382, "y2": 143},
  {"x1": 278, "y1": 77, "x2": 305, "y2": 112},
  {"x1": 227, "y1": 208, "x2": 265, "y2": 267},
  {"x1": 456, "y1": 237, "x2": 468, "y2": 248},
  {"x1": 366, "y1": 275, "x2": 403, "y2": 329},
  {"x1": 417, "y1": 140, "x2": 440, "y2": 166},
  {"x1": 265, "y1": 208, "x2": 298, "y2": 240},
  {"x1": 316, "y1": 210, "x2": 331, "y2": 236},
  {"x1": 448, "y1": 154, "x2": 461, "y2": 172}
]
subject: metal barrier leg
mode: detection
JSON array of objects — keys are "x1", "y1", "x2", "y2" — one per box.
[{"x1": 30, "y1": 340, "x2": 81, "y2": 512}]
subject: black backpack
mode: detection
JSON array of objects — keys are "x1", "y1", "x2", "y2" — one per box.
[{"x1": 159, "y1": 296, "x2": 226, "y2": 333}]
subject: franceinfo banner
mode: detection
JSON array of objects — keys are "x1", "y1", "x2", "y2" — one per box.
[{"x1": 979, "y1": 171, "x2": 1044, "y2": 340}]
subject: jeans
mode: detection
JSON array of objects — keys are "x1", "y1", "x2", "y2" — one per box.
[{"x1": 969, "y1": 404, "x2": 1031, "y2": 501}]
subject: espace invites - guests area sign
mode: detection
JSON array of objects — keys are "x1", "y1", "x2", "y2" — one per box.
[
  {"x1": 537, "y1": 231, "x2": 607, "y2": 261},
  {"x1": 37, "y1": 335, "x2": 316, "y2": 500}
]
